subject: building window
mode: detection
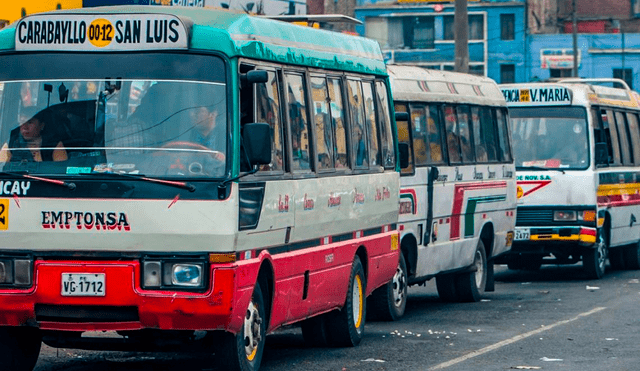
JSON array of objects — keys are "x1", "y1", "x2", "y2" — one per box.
[
  {"x1": 500, "y1": 14, "x2": 515, "y2": 40},
  {"x1": 403, "y1": 17, "x2": 435, "y2": 49},
  {"x1": 469, "y1": 65, "x2": 485, "y2": 76},
  {"x1": 500, "y1": 64, "x2": 515, "y2": 84},
  {"x1": 550, "y1": 68, "x2": 573, "y2": 78},
  {"x1": 613, "y1": 68, "x2": 633, "y2": 89},
  {"x1": 443, "y1": 14, "x2": 484, "y2": 41}
]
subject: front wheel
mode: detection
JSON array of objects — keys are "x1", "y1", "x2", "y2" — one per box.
[
  {"x1": 367, "y1": 253, "x2": 407, "y2": 321},
  {"x1": 584, "y1": 231, "x2": 608, "y2": 279},
  {"x1": 455, "y1": 239, "x2": 487, "y2": 303},
  {"x1": 0, "y1": 327, "x2": 42, "y2": 371},
  {"x1": 220, "y1": 283, "x2": 267, "y2": 371},
  {"x1": 325, "y1": 255, "x2": 366, "y2": 347}
]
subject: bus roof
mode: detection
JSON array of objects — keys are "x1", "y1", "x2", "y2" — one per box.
[
  {"x1": 387, "y1": 64, "x2": 506, "y2": 107},
  {"x1": 500, "y1": 81, "x2": 640, "y2": 109},
  {"x1": 0, "y1": 6, "x2": 387, "y2": 76}
]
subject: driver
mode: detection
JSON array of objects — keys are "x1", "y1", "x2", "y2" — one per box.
[
  {"x1": 187, "y1": 105, "x2": 225, "y2": 161},
  {"x1": 0, "y1": 107, "x2": 67, "y2": 163}
]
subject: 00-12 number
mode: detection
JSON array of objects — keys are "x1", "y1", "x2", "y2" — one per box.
[{"x1": 88, "y1": 24, "x2": 113, "y2": 42}]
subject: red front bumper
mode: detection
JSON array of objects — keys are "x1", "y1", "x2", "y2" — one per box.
[{"x1": 0, "y1": 260, "x2": 248, "y2": 332}]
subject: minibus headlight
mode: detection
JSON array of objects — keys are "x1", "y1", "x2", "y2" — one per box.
[
  {"x1": 554, "y1": 210, "x2": 577, "y2": 221},
  {"x1": 170, "y1": 264, "x2": 203, "y2": 286},
  {"x1": 142, "y1": 259, "x2": 206, "y2": 290},
  {"x1": 0, "y1": 258, "x2": 31, "y2": 286}
]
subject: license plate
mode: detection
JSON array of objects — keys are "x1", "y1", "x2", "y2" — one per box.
[
  {"x1": 514, "y1": 228, "x2": 531, "y2": 241},
  {"x1": 61, "y1": 273, "x2": 105, "y2": 296}
]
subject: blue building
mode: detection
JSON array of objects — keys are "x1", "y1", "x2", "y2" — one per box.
[
  {"x1": 354, "y1": 0, "x2": 527, "y2": 84},
  {"x1": 528, "y1": 33, "x2": 640, "y2": 90}
]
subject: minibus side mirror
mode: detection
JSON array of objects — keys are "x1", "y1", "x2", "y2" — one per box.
[
  {"x1": 398, "y1": 142, "x2": 410, "y2": 169},
  {"x1": 395, "y1": 111, "x2": 409, "y2": 122},
  {"x1": 595, "y1": 142, "x2": 609, "y2": 167},
  {"x1": 243, "y1": 70, "x2": 269, "y2": 85},
  {"x1": 243, "y1": 123, "x2": 272, "y2": 165}
]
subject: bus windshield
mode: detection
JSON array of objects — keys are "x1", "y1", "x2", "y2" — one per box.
[
  {"x1": 509, "y1": 107, "x2": 589, "y2": 170},
  {"x1": 0, "y1": 57, "x2": 227, "y2": 179}
]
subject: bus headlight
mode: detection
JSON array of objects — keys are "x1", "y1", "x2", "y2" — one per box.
[
  {"x1": 0, "y1": 258, "x2": 32, "y2": 286},
  {"x1": 142, "y1": 259, "x2": 206, "y2": 290},
  {"x1": 170, "y1": 264, "x2": 202, "y2": 286},
  {"x1": 553, "y1": 210, "x2": 577, "y2": 221}
]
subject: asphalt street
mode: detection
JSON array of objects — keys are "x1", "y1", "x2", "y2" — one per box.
[{"x1": 34, "y1": 263, "x2": 640, "y2": 371}]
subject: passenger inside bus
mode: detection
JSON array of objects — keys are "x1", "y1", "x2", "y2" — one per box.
[{"x1": 0, "y1": 107, "x2": 68, "y2": 162}]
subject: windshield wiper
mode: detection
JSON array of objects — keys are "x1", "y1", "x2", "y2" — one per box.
[
  {"x1": 0, "y1": 171, "x2": 76, "y2": 190},
  {"x1": 78, "y1": 172, "x2": 196, "y2": 192}
]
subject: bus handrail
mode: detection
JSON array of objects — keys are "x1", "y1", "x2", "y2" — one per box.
[{"x1": 557, "y1": 78, "x2": 631, "y2": 90}]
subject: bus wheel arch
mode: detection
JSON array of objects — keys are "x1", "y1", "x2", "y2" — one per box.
[
  {"x1": 479, "y1": 223, "x2": 496, "y2": 292},
  {"x1": 256, "y1": 259, "x2": 274, "y2": 331},
  {"x1": 355, "y1": 245, "x2": 369, "y2": 282},
  {"x1": 402, "y1": 233, "x2": 418, "y2": 279}
]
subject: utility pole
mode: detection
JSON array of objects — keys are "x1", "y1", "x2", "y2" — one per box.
[
  {"x1": 572, "y1": 0, "x2": 578, "y2": 77},
  {"x1": 454, "y1": 0, "x2": 469, "y2": 73}
]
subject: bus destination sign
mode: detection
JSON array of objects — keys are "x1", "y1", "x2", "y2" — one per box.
[
  {"x1": 501, "y1": 86, "x2": 572, "y2": 107},
  {"x1": 15, "y1": 14, "x2": 189, "y2": 51}
]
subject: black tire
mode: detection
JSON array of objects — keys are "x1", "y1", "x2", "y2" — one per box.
[
  {"x1": 609, "y1": 247, "x2": 626, "y2": 270},
  {"x1": 624, "y1": 242, "x2": 640, "y2": 270},
  {"x1": 584, "y1": 230, "x2": 608, "y2": 279},
  {"x1": 0, "y1": 327, "x2": 42, "y2": 371},
  {"x1": 325, "y1": 255, "x2": 366, "y2": 347},
  {"x1": 455, "y1": 239, "x2": 487, "y2": 303},
  {"x1": 301, "y1": 315, "x2": 329, "y2": 347},
  {"x1": 220, "y1": 283, "x2": 267, "y2": 371},
  {"x1": 436, "y1": 274, "x2": 458, "y2": 302},
  {"x1": 367, "y1": 253, "x2": 407, "y2": 321}
]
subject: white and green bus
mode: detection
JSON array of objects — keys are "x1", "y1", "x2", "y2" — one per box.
[
  {"x1": 0, "y1": 7, "x2": 403, "y2": 371},
  {"x1": 384, "y1": 65, "x2": 516, "y2": 308}
]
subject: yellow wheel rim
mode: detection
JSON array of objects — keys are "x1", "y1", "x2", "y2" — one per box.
[{"x1": 353, "y1": 275, "x2": 363, "y2": 329}]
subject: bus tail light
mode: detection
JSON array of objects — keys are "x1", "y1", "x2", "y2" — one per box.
[
  {"x1": 579, "y1": 210, "x2": 596, "y2": 222},
  {"x1": 0, "y1": 258, "x2": 32, "y2": 286},
  {"x1": 553, "y1": 211, "x2": 577, "y2": 221}
]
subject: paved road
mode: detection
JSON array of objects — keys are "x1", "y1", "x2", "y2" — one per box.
[{"x1": 34, "y1": 264, "x2": 640, "y2": 371}]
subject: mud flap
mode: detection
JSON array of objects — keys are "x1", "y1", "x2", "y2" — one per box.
[{"x1": 485, "y1": 262, "x2": 495, "y2": 292}]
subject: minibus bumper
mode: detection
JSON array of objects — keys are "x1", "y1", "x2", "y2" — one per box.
[{"x1": 0, "y1": 260, "x2": 250, "y2": 333}]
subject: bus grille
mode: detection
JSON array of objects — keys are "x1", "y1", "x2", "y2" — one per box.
[{"x1": 516, "y1": 209, "x2": 554, "y2": 226}]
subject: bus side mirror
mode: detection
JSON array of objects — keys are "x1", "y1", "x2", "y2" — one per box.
[
  {"x1": 398, "y1": 143, "x2": 410, "y2": 169},
  {"x1": 242, "y1": 70, "x2": 269, "y2": 85},
  {"x1": 395, "y1": 112, "x2": 409, "y2": 122},
  {"x1": 595, "y1": 142, "x2": 609, "y2": 166},
  {"x1": 243, "y1": 123, "x2": 272, "y2": 166}
]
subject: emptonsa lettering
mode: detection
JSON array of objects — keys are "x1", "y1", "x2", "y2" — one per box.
[
  {"x1": 41, "y1": 211, "x2": 131, "y2": 231},
  {"x1": 16, "y1": 14, "x2": 188, "y2": 51}
]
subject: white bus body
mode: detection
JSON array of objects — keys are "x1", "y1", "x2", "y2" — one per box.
[{"x1": 500, "y1": 79, "x2": 640, "y2": 278}]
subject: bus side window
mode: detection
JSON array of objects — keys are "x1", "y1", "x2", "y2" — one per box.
[
  {"x1": 626, "y1": 112, "x2": 640, "y2": 164},
  {"x1": 495, "y1": 108, "x2": 513, "y2": 163},
  {"x1": 444, "y1": 105, "x2": 461, "y2": 164},
  {"x1": 395, "y1": 102, "x2": 413, "y2": 174},
  {"x1": 255, "y1": 69, "x2": 284, "y2": 173},
  {"x1": 457, "y1": 105, "x2": 474, "y2": 163},
  {"x1": 471, "y1": 106, "x2": 487, "y2": 163},
  {"x1": 409, "y1": 104, "x2": 427, "y2": 166},
  {"x1": 614, "y1": 110, "x2": 633, "y2": 165},
  {"x1": 362, "y1": 81, "x2": 381, "y2": 168},
  {"x1": 425, "y1": 105, "x2": 445, "y2": 164},
  {"x1": 347, "y1": 79, "x2": 369, "y2": 169},
  {"x1": 604, "y1": 109, "x2": 622, "y2": 166},
  {"x1": 310, "y1": 75, "x2": 334, "y2": 171},
  {"x1": 375, "y1": 80, "x2": 396, "y2": 169},
  {"x1": 284, "y1": 72, "x2": 312, "y2": 172},
  {"x1": 328, "y1": 77, "x2": 348, "y2": 170},
  {"x1": 479, "y1": 106, "x2": 499, "y2": 162}
]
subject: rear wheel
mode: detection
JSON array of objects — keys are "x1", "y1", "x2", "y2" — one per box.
[
  {"x1": 367, "y1": 253, "x2": 407, "y2": 321},
  {"x1": 584, "y1": 230, "x2": 608, "y2": 279},
  {"x1": 301, "y1": 315, "x2": 329, "y2": 347},
  {"x1": 624, "y1": 241, "x2": 640, "y2": 270},
  {"x1": 220, "y1": 283, "x2": 266, "y2": 371},
  {"x1": 325, "y1": 256, "x2": 366, "y2": 347},
  {"x1": 455, "y1": 240, "x2": 487, "y2": 303},
  {"x1": 0, "y1": 327, "x2": 42, "y2": 371}
]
